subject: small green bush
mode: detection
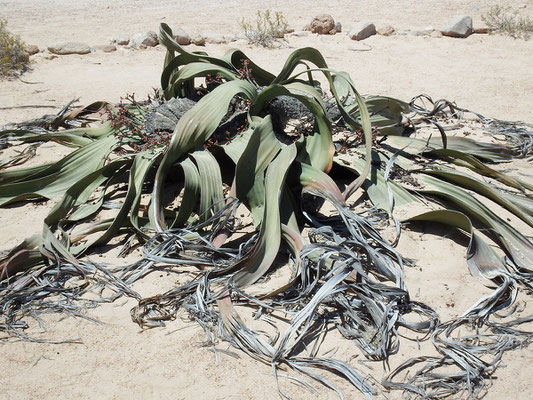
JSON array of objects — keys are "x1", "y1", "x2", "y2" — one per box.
[
  {"x1": 482, "y1": 5, "x2": 533, "y2": 40},
  {"x1": 0, "y1": 19, "x2": 30, "y2": 77},
  {"x1": 240, "y1": 10, "x2": 289, "y2": 48}
]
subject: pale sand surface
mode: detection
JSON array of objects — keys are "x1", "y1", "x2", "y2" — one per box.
[{"x1": 0, "y1": 1, "x2": 532, "y2": 399}]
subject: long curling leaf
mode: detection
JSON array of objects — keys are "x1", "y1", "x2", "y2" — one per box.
[
  {"x1": 418, "y1": 174, "x2": 533, "y2": 271},
  {"x1": 151, "y1": 79, "x2": 258, "y2": 231},
  {"x1": 232, "y1": 144, "x2": 297, "y2": 287},
  {"x1": 0, "y1": 134, "x2": 118, "y2": 206},
  {"x1": 190, "y1": 150, "x2": 224, "y2": 222},
  {"x1": 234, "y1": 115, "x2": 281, "y2": 225},
  {"x1": 404, "y1": 210, "x2": 507, "y2": 280}
]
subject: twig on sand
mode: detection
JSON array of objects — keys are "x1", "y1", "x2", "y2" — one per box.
[{"x1": 0, "y1": 105, "x2": 57, "y2": 110}]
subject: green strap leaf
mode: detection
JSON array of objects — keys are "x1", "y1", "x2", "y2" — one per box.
[
  {"x1": 404, "y1": 210, "x2": 507, "y2": 280},
  {"x1": 0, "y1": 134, "x2": 118, "y2": 206},
  {"x1": 234, "y1": 115, "x2": 281, "y2": 225},
  {"x1": 151, "y1": 79, "x2": 258, "y2": 231},
  {"x1": 418, "y1": 174, "x2": 533, "y2": 271},
  {"x1": 190, "y1": 150, "x2": 224, "y2": 222},
  {"x1": 232, "y1": 144, "x2": 297, "y2": 287}
]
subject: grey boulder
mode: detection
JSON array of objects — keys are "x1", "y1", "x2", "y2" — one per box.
[
  {"x1": 173, "y1": 27, "x2": 191, "y2": 45},
  {"x1": 130, "y1": 31, "x2": 159, "y2": 48},
  {"x1": 48, "y1": 42, "x2": 91, "y2": 55},
  {"x1": 440, "y1": 15, "x2": 473, "y2": 38},
  {"x1": 348, "y1": 22, "x2": 376, "y2": 41}
]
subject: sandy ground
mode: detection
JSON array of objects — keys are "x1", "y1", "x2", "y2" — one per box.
[{"x1": 1, "y1": 1, "x2": 533, "y2": 399}]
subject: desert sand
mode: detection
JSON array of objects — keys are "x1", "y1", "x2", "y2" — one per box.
[{"x1": 1, "y1": 0, "x2": 533, "y2": 399}]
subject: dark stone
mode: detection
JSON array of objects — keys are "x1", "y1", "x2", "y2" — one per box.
[{"x1": 144, "y1": 98, "x2": 197, "y2": 134}]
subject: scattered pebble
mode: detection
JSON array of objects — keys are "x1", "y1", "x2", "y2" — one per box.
[
  {"x1": 440, "y1": 15, "x2": 473, "y2": 38},
  {"x1": 130, "y1": 31, "x2": 158, "y2": 48},
  {"x1": 25, "y1": 44, "x2": 40, "y2": 55},
  {"x1": 191, "y1": 35, "x2": 206, "y2": 46},
  {"x1": 309, "y1": 14, "x2": 336, "y2": 34},
  {"x1": 173, "y1": 27, "x2": 191, "y2": 45},
  {"x1": 113, "y1": 36, "x2": 130, "y2": 46},
  {"x1": 376, "y1": 24, "x2": 395, "y2": 36},
  {"x1": 93, "y1": 44, "x2": 117, "y2": 53},
  {"x1": 48, "y1": 42, "x2": 91, "y2": 55},
  {"x1": 348, "y1": 21, "x2": 376, "y2": 41}
]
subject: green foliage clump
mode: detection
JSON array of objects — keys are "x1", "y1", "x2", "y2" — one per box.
[
  {"x1": 482, "y1": 5, "x2": 533, "y2": 40},
  {"x1": 0, "y1": 19, "x2": 29, "y2": 77},
  {"x1": 240, "y1": 10, "x2": 289, "y2": 47}
]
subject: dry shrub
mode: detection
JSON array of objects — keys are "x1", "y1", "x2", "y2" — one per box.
[
  {"x1": 240, "y1": 10, "x2": 289, "y2": 48},
  {"x1": 0, "y1": 19, "x2": 30, "y2": 77},
  {"x1": 482, "y1": 5, "x2": 533, "y2": 40}
]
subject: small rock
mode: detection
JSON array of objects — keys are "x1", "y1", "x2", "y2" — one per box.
[
  {"x1": 440, "y1": 15, "x2": 473, "y2": 38},
  {"x1": 473, "y1": 27, "x2": 489, "y2": 34},
  {"x1": 191, "y1": 35, "x2": 205, "y2": 46},
  {"x1": 93, "y1": 44, "x2": 117, "y2": 53},
  {"x1": 25, "y1": 44, "x2": 39, "y2": 55},
  {"x1": 204, "y1": 34, "x2": 227, "y2": 44},
  {"x1": 335, "y1": 22, "x2": 342, "y2": 32},
  {"x1": 430, "y1": 30, "x2": 443, "y2": 38},
  {"x1": 48, "y1": 42, "x2": 91, "y2": 55},
  {"x1": 113, "y1": 36, "x2": 130, "y2": 46},
  {"x1": 130, "y1": 31, "x2": 159, "y2": 48},
  {"x1": 173, "y1": 27, "x2": 191, "y2": 45},
  {"x1": 328, "y1": 29, "x2": 337, "y2": 35},
  {"x1": 348, "y1": 21, "x2": 376, "y2": 41},
  {"x1": 408, "y1": 30, "x2": 425, "y2": 36},
  {"x1": 310, "y1": 14, "x2": 335, "y2": 34},
  {"x1": 376, "y1": 24, "x2": 395, "y2": 36}
]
